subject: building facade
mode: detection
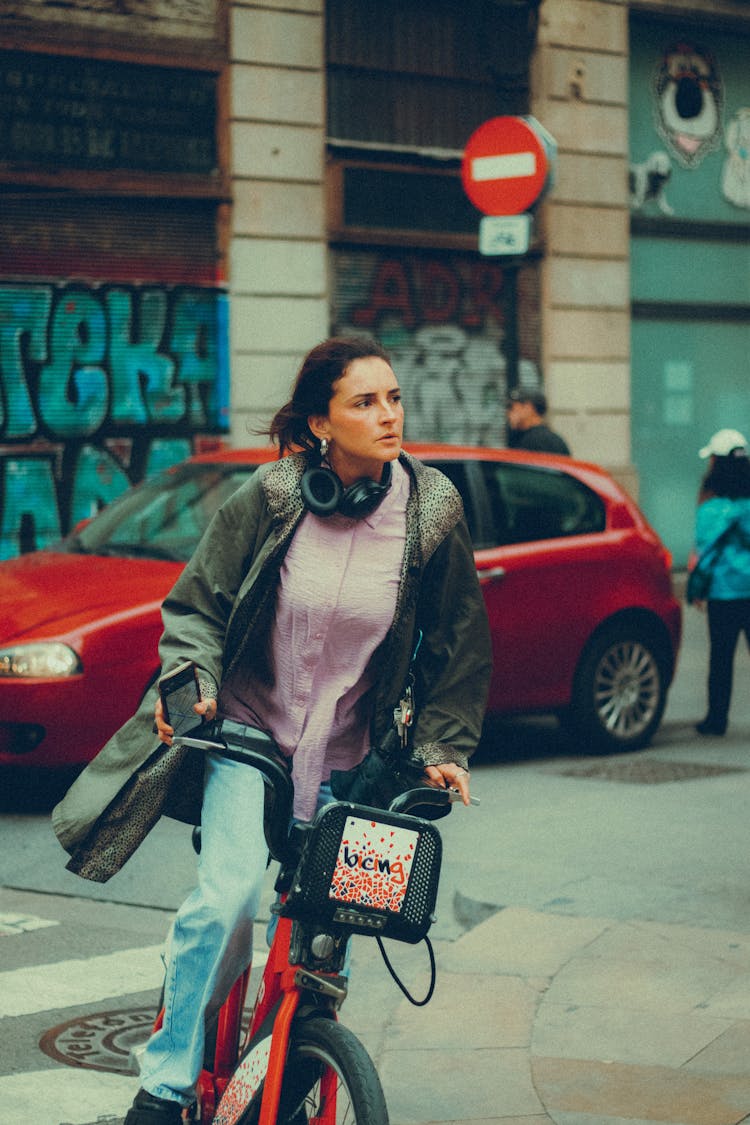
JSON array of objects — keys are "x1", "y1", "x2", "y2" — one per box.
[{"x1": 1, "y1": 0, "x2": 748, "y2": 564}]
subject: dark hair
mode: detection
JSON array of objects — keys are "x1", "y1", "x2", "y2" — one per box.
[
  {"x1": 507, "y1": 388, "x2": 547, "y2": 416},
  {"x1": 268, "y1": 336, "x2": 392, "y2": 455},
  {"x1": 701, "y1": 452, "x2": 750, "y2": 500}
]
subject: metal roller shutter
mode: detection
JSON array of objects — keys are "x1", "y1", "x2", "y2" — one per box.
[{"x1": 0, "y1": 196, "x2": 228, "y2": 557}]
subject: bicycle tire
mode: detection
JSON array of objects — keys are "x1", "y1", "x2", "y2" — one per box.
[{"x1": 216, "y1": 1016, "x2": 388, "y2": 1125}]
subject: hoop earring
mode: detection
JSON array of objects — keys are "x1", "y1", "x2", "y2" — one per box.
[{"x1": 319, "y1": 437, "x2": 329, "y2": 458}]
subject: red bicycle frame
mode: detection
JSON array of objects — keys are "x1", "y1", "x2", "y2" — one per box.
[{"x1": 150, "y1": 901, "x2": 344, "y2": 1124}]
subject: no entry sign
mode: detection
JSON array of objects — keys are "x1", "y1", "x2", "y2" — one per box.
[{"x1": 461, "y1": 116, "x2": 555, "y2": 216}]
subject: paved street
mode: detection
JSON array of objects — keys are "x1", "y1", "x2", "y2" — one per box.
[{"x1": 2, "y1": 588, "x2": 750, "y2": 1124}]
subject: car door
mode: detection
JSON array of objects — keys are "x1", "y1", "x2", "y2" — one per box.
[{"x1": 472, "y1": 459, "x2": 609, "y2": 715}]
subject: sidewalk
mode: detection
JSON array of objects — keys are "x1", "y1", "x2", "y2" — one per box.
[
  {"x1": 340, "y1": 592, "x2": 750, "y2": 1125},
  {"x1": 346, "y1": 906, "x2": 750, "y2": 1125}
]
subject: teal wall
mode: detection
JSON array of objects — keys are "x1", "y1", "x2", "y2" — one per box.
[{"x1": 629, "y1": 19, "x2": 750, "y2": 567}]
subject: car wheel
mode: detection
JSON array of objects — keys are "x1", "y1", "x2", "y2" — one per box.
[{"x1": 568, "y1": 624, "x2": 669, "y2": 753}]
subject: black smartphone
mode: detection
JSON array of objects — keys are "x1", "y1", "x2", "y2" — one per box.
[{"x1": 158, "y1": 660, "x2": 201, "y2": 736}]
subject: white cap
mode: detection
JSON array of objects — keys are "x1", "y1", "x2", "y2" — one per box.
[{"x1": 699, "y1": 428, "x2": 748, "y2": 459}]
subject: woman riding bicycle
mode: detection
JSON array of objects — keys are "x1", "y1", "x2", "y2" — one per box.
[{"x1": 52, "y1": 335, "x2": 492, "y2": 1124}]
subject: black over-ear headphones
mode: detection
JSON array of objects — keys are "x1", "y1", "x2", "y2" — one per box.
[{"x1": 300, "y1": 460, "x2": 392, "y2": 519}]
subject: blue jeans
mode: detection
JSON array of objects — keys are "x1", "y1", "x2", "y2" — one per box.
[
  {"x1": 138, "y1": 750, "x2": 269, "y2": 1105},
  {"x1": 138, "y1": 750, "x2": 336, "y2": 1105}
]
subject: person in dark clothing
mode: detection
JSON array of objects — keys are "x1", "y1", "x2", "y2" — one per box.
[
  {"x1": 691, "y1": 428, "x2": 750, "y2": 737},
  {"x1": 506, "y1": 388, "x2": 571, "y2": 455}
]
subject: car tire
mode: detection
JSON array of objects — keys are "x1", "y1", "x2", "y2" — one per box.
[{"x1": 567, "y1": 623, "x2": 669, "y2": 754}]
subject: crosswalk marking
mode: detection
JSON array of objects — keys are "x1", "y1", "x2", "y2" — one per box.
[
  {"x1": 1, "y1": 937, "x2": 271, "y2": 1124},
  {"x1": 0, "y1": 945, "x2": 165, "y2": 1018},
  {"x1": 2, "y1": 940, "x2": 269, "y2": 1020},
  {"x1": 0, "y1": 1066, "x2": 135, "y2": 1124},
  {"x1": 0, "y1": 912, "x2": 59, "y2": 936}
]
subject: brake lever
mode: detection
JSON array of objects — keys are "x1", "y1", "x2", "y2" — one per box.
[
  {"x1": 172, "y1": 734, "x2": 228, "y2": 752},
  {"x1": 448, "y1": 787, "x2": 480, "y2": 806}
]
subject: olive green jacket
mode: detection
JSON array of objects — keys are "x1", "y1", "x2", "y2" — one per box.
[{"x1": 52, "y1": 451, "x2": 492, "y2": 882}]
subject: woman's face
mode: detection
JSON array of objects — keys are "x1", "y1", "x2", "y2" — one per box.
[{"x1": 309, "y1": 356, "x2": 404, "y2": 485}]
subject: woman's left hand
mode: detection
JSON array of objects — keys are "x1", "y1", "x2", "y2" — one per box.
[{"x1": 423, "y1": 763, "x2": 471, "y2": 806}]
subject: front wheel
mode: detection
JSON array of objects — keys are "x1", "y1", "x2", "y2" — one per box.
[
  {"x1": 567, "y1": 624, "x2": 669, "y2": 753},
  {"x1": 281, "y1": 1018, "x2": 388, "y2": 1125},
  {"x1": 218, "y1": 1016, "x2": 389, "y2": 1125}
]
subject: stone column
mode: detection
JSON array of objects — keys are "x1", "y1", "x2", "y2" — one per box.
[
  {"x1": 227, "y1": 0, "x2": 329, "y2": 445},
  {"x1": 532, "y1": 0, "x2": 636, "y2": 494}
]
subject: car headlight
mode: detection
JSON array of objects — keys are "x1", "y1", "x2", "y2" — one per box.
[{"x1": 0, "y1": 642, "x2": 82, "y2": 677}]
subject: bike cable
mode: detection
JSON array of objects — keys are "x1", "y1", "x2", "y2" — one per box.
[{"x1": 375, "y1": 934, "x2": 436, "y2": 1006}]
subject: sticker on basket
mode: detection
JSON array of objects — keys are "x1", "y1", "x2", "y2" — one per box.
[{"x1": 329, "y1": 816, "x2": 419, "y2": 913}]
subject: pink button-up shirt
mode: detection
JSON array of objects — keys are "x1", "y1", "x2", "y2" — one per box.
[{"x1": 220, "y1": 459, "x2": 408, "y2": 820}]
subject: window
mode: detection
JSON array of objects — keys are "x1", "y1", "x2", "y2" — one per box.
[
  {"x1": 326, "y1": 0, "x2": 536, "y2": 149},
  {"x1": 480, "y1": 462, "x2": 605, "y2": 546},
  {"x1": 326, "y1": 0, "x2": 539, "y2": 246},
  {"x1": 0, "y1": 50, "x2": 221, "y2": 194}
]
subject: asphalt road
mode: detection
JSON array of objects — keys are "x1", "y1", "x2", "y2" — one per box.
[{"x1": 2, "y1": 591, "x2": 750, "y2": 1123}]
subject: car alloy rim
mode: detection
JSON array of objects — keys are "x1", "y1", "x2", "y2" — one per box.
[{"x1": 593, "y1": 640, "x2": 660, "y2": 740}]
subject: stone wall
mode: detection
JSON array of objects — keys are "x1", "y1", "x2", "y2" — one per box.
[{"x1": 225, "y1": 0, "x2": 747, "y2": 496}]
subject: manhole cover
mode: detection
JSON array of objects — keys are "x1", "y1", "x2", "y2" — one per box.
[
  {"x1": 39, "y1": 1007, "x2": 155, "y2": 1074},
  {"x1": 554, "y1": 759, "x2": 747, "y2": 784}
]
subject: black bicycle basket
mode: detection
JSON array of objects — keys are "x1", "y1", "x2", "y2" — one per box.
[{"x1": 279, "y1": 801, "x2": 443, "y2": 944}]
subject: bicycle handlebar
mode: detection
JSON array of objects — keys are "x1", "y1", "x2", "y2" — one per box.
[
  {"x1": 172, "y1": 730, "x2": 295, "y2": 862},
  {"x1": 172, "y1": 728, "x2": 477, "y2": 864}
]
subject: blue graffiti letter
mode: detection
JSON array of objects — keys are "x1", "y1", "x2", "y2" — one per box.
[
  {"x1": 107, "y1": 288, "x2": 184, "y2": 424},
  {"x1": 0, "y1": 285, "x2": 52, "y2": 439},
  {"x1": 69, "y1": 445, "x2": 133, "y2": 528},
  {"x1": 38, "y1": 290, "x2": 107, "y2": 437},
  {"x1": 0, "y1": 458, "x2": 61, "y2": 559},
  {"x1": 170, "y1": 289, "x2": 220, "y2": 428}
]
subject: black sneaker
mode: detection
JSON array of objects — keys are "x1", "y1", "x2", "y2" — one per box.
[
  {"x1": 695, "y1": 718, "x2": 727, "y2": 736},
  {"x1": 124, "y1": 1089, "x2": 185, "y2": 1124}
]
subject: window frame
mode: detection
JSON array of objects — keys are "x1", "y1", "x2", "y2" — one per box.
[{"x1": 327, "y1": 155, "x2": 480, "y2": 251}]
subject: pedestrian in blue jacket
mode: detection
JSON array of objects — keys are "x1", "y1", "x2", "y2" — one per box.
[{"x1": 692, "y1": 429, "x2": 750, "y2": 736}]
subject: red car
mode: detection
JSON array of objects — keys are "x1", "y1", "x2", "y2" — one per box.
[{"x1": 0, "y1": 445, "x2": 681, "y2": 772}]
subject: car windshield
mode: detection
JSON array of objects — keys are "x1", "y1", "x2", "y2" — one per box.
[{"x1": 62, "y1": 463, "x2": 258, "y2": 562}]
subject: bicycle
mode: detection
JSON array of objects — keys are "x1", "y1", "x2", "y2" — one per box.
[{"x1": 146, "y1": 725, "x2": 475, "y2": 1124}]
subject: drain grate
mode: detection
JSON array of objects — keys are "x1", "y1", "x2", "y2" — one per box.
[
  {"x1": 554, "y1": 758, "x2": 747, "y2": 784},
  {"x1": 39, "y1": 1007, "x2": 154, "y2": 1074}
]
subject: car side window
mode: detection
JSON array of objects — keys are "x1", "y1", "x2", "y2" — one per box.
[{"x1": 479, "y1": 462, "x2": 605, "y2": 546}]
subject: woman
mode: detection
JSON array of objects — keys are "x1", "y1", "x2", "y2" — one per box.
[
  {"x1": 52, "y1": 335, "x2": 492, "y2": 1124},
  {"x1": 692, "y1": 428, "x2": 750, "y2": 736}
]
